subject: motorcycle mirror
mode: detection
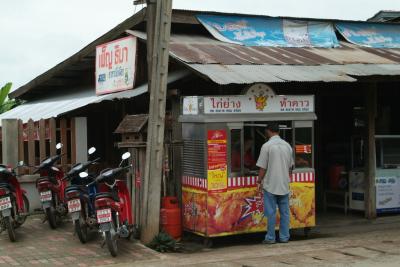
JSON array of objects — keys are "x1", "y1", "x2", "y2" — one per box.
[
  {"x1": 79, "y1": 172, "x2": 89, "y2": 178},
  {"x1": 56, "y1": 143, "x2": 63, "y2": 150},
  {"x1": 88, "y1": 147, "x2": 96, "y2": 155},
  {"x1": 51, "y1": 166, "x2": 60, "y2": 172},
  {"x1": 18, "y1": 161, "x2": 24, "y2": 167},
  {"x1": 121, "y1": 152, "x2": 131, "y2": 160}
]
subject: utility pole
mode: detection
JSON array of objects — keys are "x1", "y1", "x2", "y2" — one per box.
[{"x1": 140, "y1": 0, "x2": 173, "y2": 244}]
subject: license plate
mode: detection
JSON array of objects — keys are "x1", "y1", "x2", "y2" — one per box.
[
  {"x1": 0, "y1": 197, "x2": 11, "y2": 211},
  {"x1": 68, "y1": 199, "x2": 81, "y2": 213},
  {"x1": 97, "y1": 209, "x2": 112, "y2": 223},
  {"x1": 40, "y1": 190, "x2": 52, "y2": 202}
]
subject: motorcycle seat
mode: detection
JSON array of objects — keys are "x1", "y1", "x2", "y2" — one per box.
[
  {"x1": 95, "y1": 192, "x2": 119, "y2": 202},
  {"x1": 65, "y1": 185, "x2": 85, "y2": 192},
  {"x1": 0, "y1": 183, "x2": 14, "y2": 192},
  {"x1": 36, "y1": 176, "x2": 57, "y2": 185}
]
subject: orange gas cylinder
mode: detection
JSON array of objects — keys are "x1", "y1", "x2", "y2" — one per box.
[{"x1": 160, "y1": 196, "x2": 182, "y2": 240}]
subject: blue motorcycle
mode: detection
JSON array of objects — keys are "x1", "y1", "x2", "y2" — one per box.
[{"x1": 64, "y1": 147, "x2": 99, "y2": 243}]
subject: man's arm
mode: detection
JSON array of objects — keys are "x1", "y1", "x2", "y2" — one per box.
[{"x1": 258, "y1": 168, "x2": 266, "y2": 184}]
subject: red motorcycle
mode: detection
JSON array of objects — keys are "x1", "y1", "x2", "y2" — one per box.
[
  {"x1": 35, "y1": 143, "x2": 67, "y2": 229},
  {"x1": 84, "y1": 152, "x2": 133, "y2": 257},
  {"x1": 0, "y1": 163, "x2": 29, "y2": 242}
]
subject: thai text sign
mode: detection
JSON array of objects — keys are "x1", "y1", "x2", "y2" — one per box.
[
  {"x1": 204, "y1": 84, "x2": 314, "y2": 114},
  {"x1": 207, "y1": 130, "x2": 227, "y2": 192},
  {"x1": 95, "y1": 36, "x2": 137, "y2": 95}
]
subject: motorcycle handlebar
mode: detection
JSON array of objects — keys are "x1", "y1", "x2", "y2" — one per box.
[{"x1": 86, "y1": 164, "x2": 132, "y2": 187}]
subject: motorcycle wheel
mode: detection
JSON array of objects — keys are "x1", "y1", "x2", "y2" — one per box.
[
  {"x1": 46, "y1": 206, "x2": 57, "y2": 229},
  {"x1": 15, "y1": 194, "x2": 30, "y2": 228},
  {"x1": 105, "y1": 223, "x2": 118, "y2": 257},
  {"x1": 74, "y1": 202, "x2": 88, "y2": 244},
  {"x1": 5, "y1": 216, "x2": 16, "y2": 242}
]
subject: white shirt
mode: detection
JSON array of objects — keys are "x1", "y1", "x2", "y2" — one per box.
[{"x1": 256, "y1": 135, "x2": 294, "y2": 195}]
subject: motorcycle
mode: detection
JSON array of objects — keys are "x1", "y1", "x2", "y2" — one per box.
[
  {"x1": 0, "y1": 162, "x2": 30, "y2": 242},
  {"x1": 83, "y1": 152, "x2": 133, "y2": 257},
  {"x1": 35, "y1": 143, "x2": 66, "y2": 229},
  {"x1": 64, "y1": 147, "x2": 100, "y2": 243}
]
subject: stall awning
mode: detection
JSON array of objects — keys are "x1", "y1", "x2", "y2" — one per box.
[{"x1": 0, "y1": 70, "x2": 189, "y2": 126}]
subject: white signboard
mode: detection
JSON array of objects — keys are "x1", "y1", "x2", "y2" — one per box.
[
  {"x1": 376, "y1": 176, "x2": 400, "y2": 212},
  {"x1": 183, "y1": 96, "x2": 199, "y2": 115},
  {"x1": 203, "y1": 84, "x2": 314, "y2": 114},
  {"x1": 95, "y1": 36, "x2": 137, "y2": 95}
]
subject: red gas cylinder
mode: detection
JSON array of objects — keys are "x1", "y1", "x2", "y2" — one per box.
[
  {"x1": 160, "y1": 196, "x2": 182, "y2": 240},
  {"x1": 328, "y1": 165, "x2": 345, "y2": 190}
]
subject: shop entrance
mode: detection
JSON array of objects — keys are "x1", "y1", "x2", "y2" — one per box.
[{"x1": 315, "y1": 83, "x2": 400, "y2": 220}]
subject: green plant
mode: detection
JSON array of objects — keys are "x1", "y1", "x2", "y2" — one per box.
[
  {"x1": 147, "y1": 232, "x2": 182, "y2": 252},
  {"x1": 0, "y1": 83, "x2": 22, "y2": 114}
]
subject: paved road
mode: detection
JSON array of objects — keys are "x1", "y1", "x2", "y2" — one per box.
[
  {"x1": 2, "y1": 214, "x2": 400, "y2": 266},
  {"x1": 0, "y1": 215, "x2": 162, "y2": 266}
]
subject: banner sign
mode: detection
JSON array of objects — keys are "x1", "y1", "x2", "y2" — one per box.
[
  {"x1": 183, "y1": 96, "x2": 199, "y2": 115},
  {"x1": 336, "y1": 22, "x2": 400, "y2": 48},
  {"x1": 207, "y1": 130, "x2": 228, "y2": 192},
  {"x1": 197, "y1": 15, "x2": 339, "y2": 48},
  {"x1": 203, "y1": 84, "x2": 314, "y2": 114},
  {"x1": 95, "y1": 36, "x2": 137, "y2": 95},
  {"x1": 376, "y1": 176, "x2": 400, "y2": 213}
]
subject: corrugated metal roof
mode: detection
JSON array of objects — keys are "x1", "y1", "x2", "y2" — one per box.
[
  {"x1": 186, "y1": 64, "x2": 400, "y2": 84},
  {"x1": 127, "y1": 30, "x2": 400, "y2": 83},
  {"x1": 0, "y1": 70, "x2": 189, "y2": 125},
  {"x1": 129, "y1": 30, "x2": 400, "y2": 65}
]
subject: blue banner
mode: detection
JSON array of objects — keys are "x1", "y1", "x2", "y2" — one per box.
[
  {"x1": 197, "y1": 15, "x2": 339, "y2": 48},
  {"x1": 336, "y1": 22, "x2": 400, "y2": 48}
]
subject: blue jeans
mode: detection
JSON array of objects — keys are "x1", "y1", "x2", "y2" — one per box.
[{"x1": 263, "y1": 190, "x2": 290, "y2": 242}]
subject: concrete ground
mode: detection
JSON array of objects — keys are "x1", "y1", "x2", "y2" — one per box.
[{"x1": 1, "y1": 213, "x2": 400, "y2": 266}]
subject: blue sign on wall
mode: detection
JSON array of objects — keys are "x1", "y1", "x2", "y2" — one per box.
[
  {"x1": 197, "y1": 15, "x2": 339, "y2": 48},
  {"x1": 336, "y1": 22, "x2": 400, "y2": 48}
]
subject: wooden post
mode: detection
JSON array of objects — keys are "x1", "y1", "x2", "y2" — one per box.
[
  {"x1": 141, "y1": 0, "x2": 173, "y2": 244},
  {"x1": 49, "y1": 118, "x2": 57, "y2": 156},
  {"x1": 39, "y1": 119, "x2": 46, "y2": 161},
  {"x1": 74, "y1": 117, "x2": 88, "y2": 164},
  {"x1": 27, "y1": 119, "x2": 35, "y2": 173},
  {"x1": 17, "y1": 120, "x2": 24, "y2": 163},
  {"x1": 1, "y1": 119, "x2": 19, "y2": 167},
  {"x1": 364, "y1": 83, "x2": 377, "y2": 219},
  {"x1": 60, "y1": 118, "x2": 68, "y2": 168}
]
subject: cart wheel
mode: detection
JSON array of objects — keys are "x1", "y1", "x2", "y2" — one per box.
[
  {"x1": 203, "y1": 238, "x2": 213, "y2": 248},
  {"x1": 304, "y1": 227, "x2": 311, "y2": 238}
]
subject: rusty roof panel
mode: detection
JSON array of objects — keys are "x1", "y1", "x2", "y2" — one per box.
[
  {"x1": 128, "y1": 30, "x2": 400, "y2": 66},
  {"x1": 185, "y1": 64, "x2": 400, "y2": 84}
]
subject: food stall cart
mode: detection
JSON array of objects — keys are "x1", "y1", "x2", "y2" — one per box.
[
  {"x1": 349, "y1": 135, "x2": 400, "y2": 213},
  {"x1": 179, "y1": 83, "x2": 317, "y2": 243}
]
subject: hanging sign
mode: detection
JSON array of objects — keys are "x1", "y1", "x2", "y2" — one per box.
[
  {"x1": 95, "y1": 36, "x2": 137, "y2": 95},
  {"x1": 376, "y1": 176, "x2": 400, "y2": 213},
  {"x1": 183, "y1": 96, "x2": 199, "y2": 115},
  {"x1": 207, "y1": 130, "x2": 228, "y2": 192},
  {"x1": 203, "y1": 84, "x2": 314, "y2": 114}
]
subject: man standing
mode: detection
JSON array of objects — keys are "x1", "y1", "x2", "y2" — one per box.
[{"x1": 256, "y1": 123, "x2": 294, "y2": 244}]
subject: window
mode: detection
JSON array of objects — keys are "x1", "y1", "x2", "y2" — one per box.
[
  {"x1": 230, "y1": 129, "x2": 242, "y2": 174},
  {"x1": 294, "y1": 121, "x2": 313, "y2": 168}
]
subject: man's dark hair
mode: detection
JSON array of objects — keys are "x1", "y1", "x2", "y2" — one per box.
[{"x1": 266, "y1": 123, "x2": 280, "y2": 133}]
